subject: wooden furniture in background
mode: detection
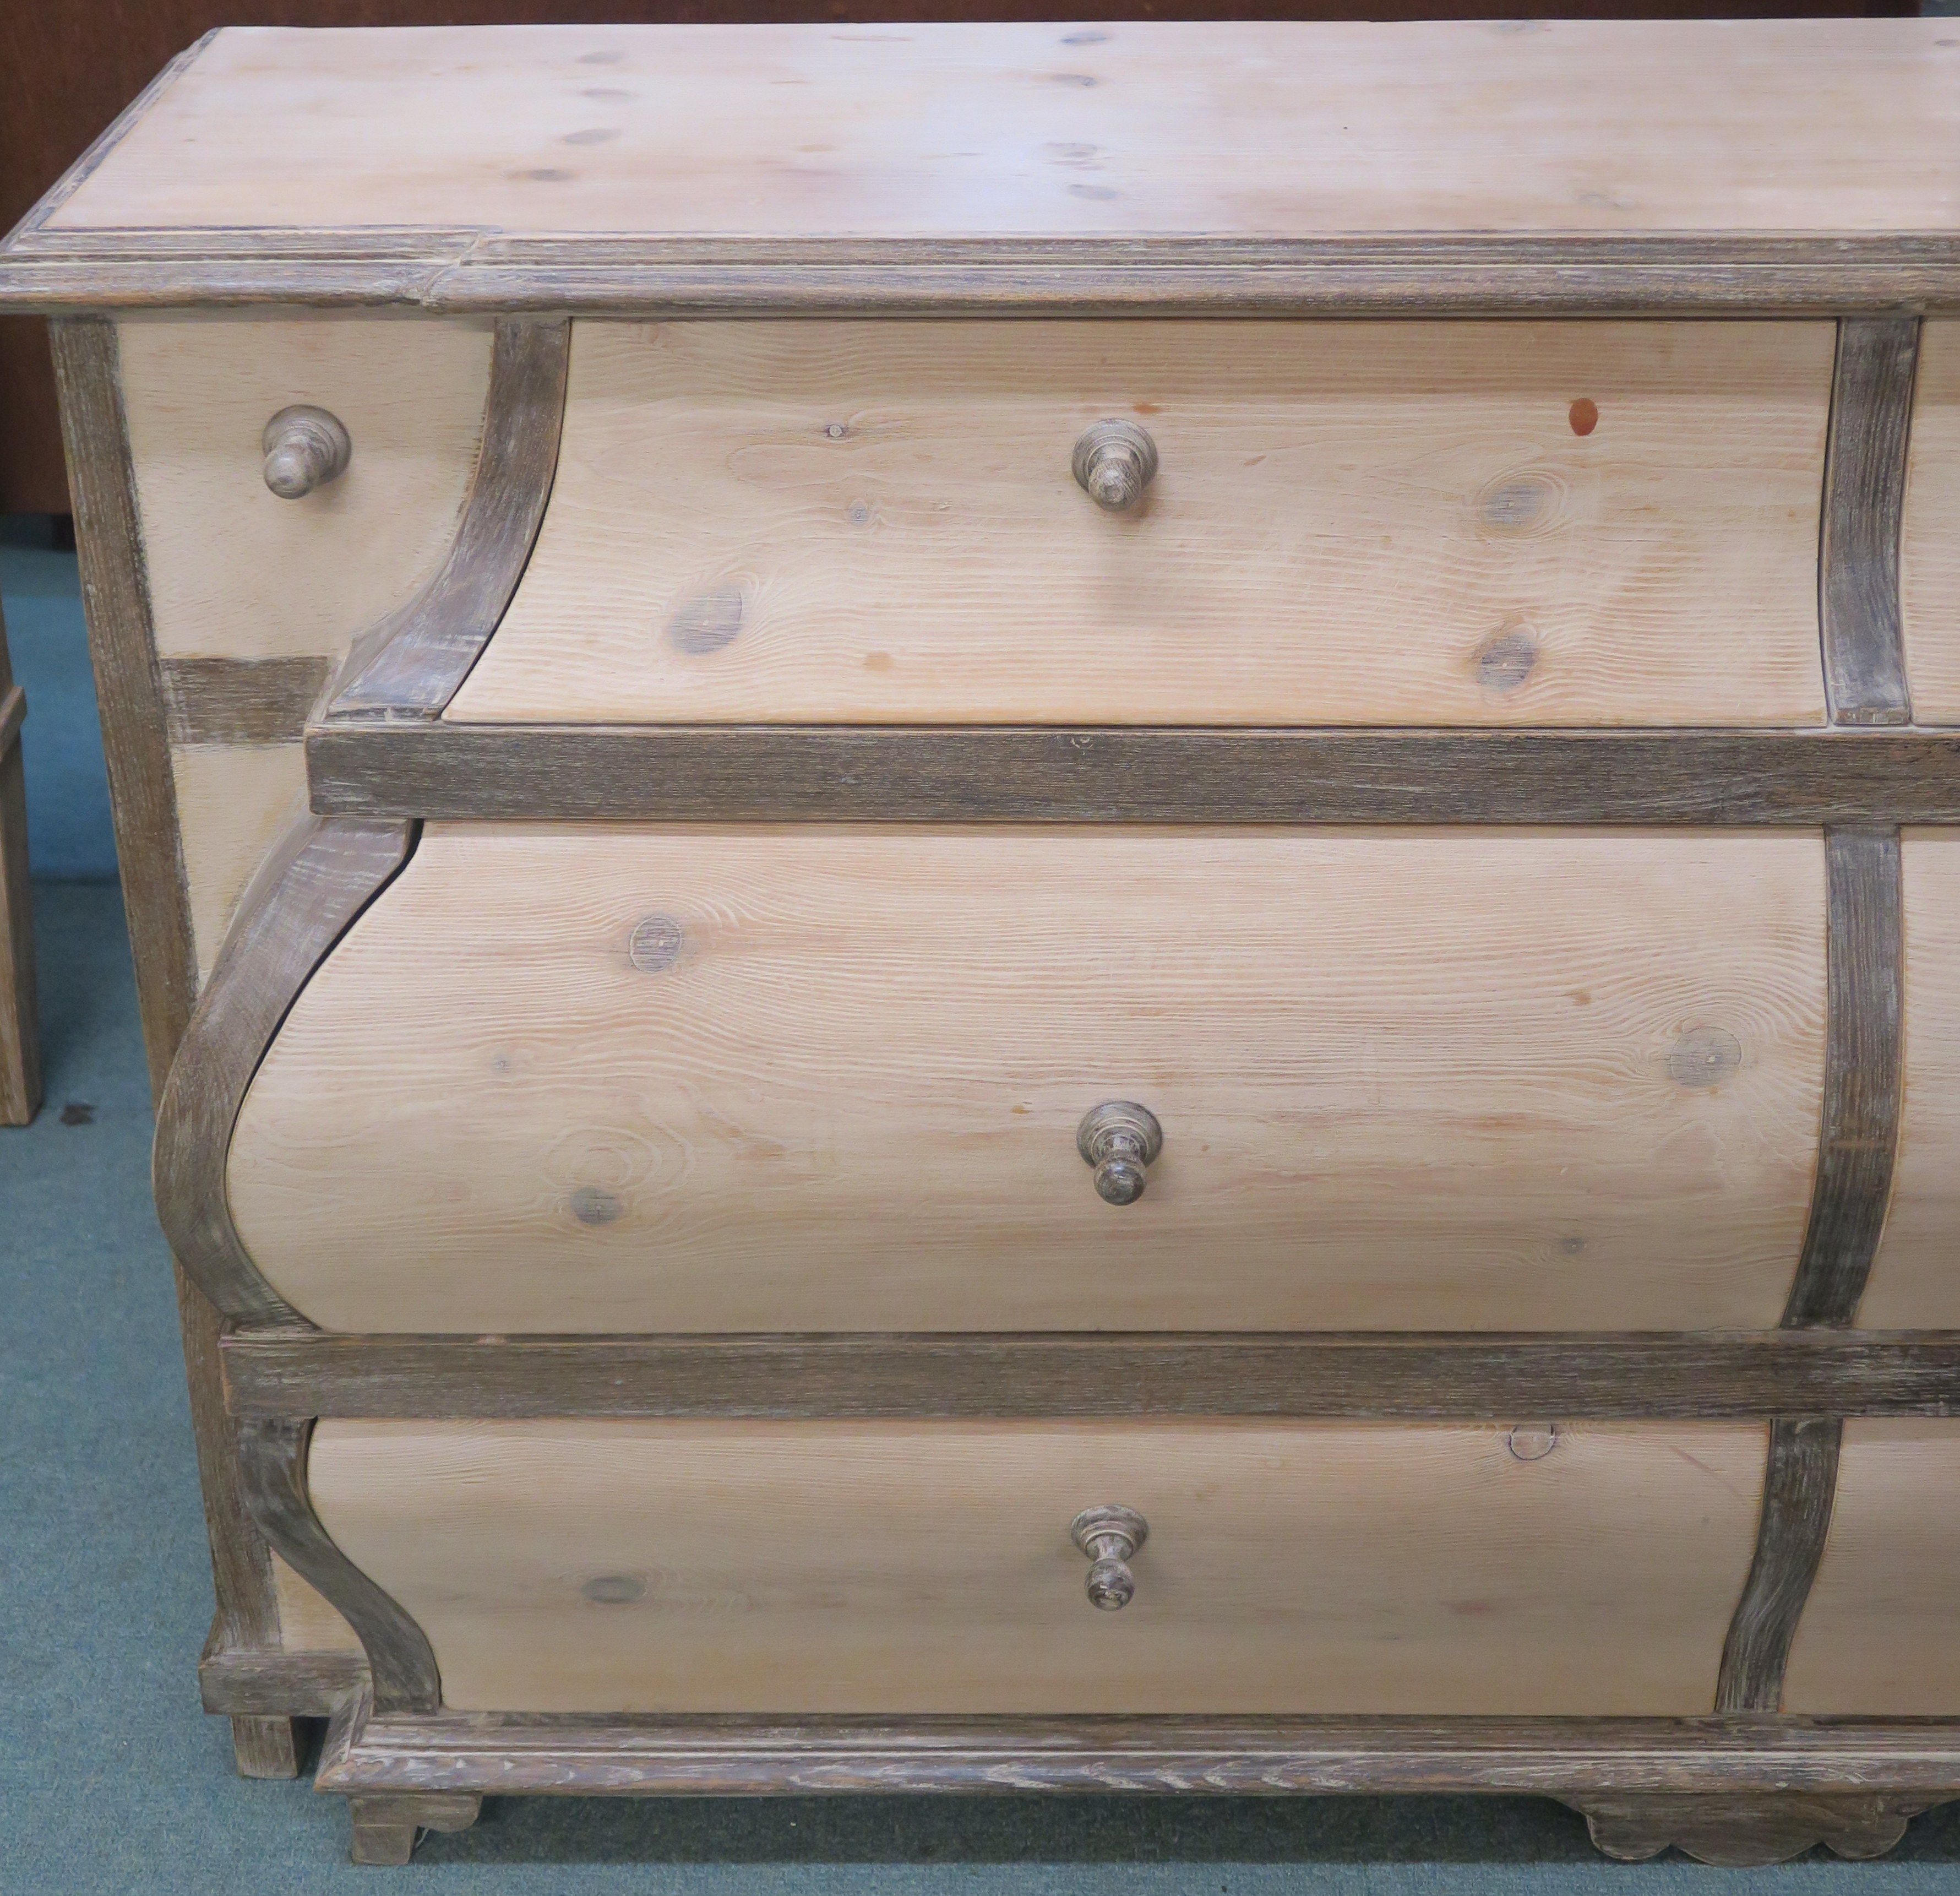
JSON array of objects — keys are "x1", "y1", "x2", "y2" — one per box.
[
  {"x1": 0, "y1": 605, "x2": 39, "y2": 1123},
  {"x1": 7, "y1": 17, "x2": 1960, "y2": 1868}
]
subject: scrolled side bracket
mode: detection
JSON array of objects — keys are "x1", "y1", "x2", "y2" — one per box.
[{"x1": 154, "y1": 816, "x2": 416, "y2": 1323}]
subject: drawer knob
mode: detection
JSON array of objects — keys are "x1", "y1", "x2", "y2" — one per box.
[
  {"x1": 1072, "y1": 420, "x2": 1158, "y2": 512},
  {"x1": 263, "y1": 405, "x2": 352, "y2": 499},
  {"x1": 1071, "y1": 1504, "x2": 1148, "y2": 1610},
  {"x1": 1077, "y1": 1100, "x2": 1162, "y2": 1205}
]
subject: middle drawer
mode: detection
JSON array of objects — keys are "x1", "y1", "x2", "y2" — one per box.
[{"x1": 227, "y1": 825, "x2": 1824, "y2": 1334}]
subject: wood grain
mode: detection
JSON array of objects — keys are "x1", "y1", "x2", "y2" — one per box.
[
  {"x1": 13, "y1": 234, "x2": 1960, "y2": 318},
  {"x1": 328, "y1": 318, "x2": 569, "y2": 721},
  {"x1": 198, "y1": 1644, "x2": 365, "y2": 1719},
  {"x1": 307, "y1": 1419, "x2": 1766, "y2": 1715},
  {"x1": 1571, "y1": 1791, "x2": 1928, "y2": 1865},
  {"x1": 347, "y1": 1791, "x2": 481, "y2": 1867},
  {"x1": 172, "y1": 743, "x2": 310, "y2": 987},
  {"x1": 1715, "y1": 1417, "x2": 1842, "y2": 1713},
  {"x1": 449, "y1": 319, "x2": 1830, "y2": 730},
  {"x1": 1782, "y1": 829, "x2": 1902, "y2": 1328},
  {"x1": 269, "y1": 1551, "x2": 364, "y2": 1657},
  {"x1": 314, "y1": 1694, "x2": 1960, "y2": 1800},
  {"x1": 117, "y1": 313, "x2": 491, "y2": 663},
  {"x1": 48, "y1": 316, "x2": 193, "y2": 1098},
  {"x1": 306, "y1": 725, "x2": 1960, "y2": 827},
  {"x1": 219, "y1": 1330, "x2": 1960, "y2": 1425},
  {"x1": 27, "y1": 24, "x2": 1960, "y2": 243},
  {"x1": 1855, "y1": 833, "x2": 1960, "y2": 1327},
  {"x1": 237, "y1": 1417, "x2": 440, "y2": 1716},
  {"x1": 1901, "y1": 321, "x2": 1960, "y2": 722},
  {"x1": 228, "y1": 825, "x2": 1825, "y2": 1335},
  {"x1": 156, "y1": 816, "x2": 413, "y2": 1323},
  {"x1": 1820, "y1": 318, "x2": 1917, "y2": 726},
  {"x1": 47, "y1": 314, "x2": 300, "y2": 1732},
  {"x1": 161, "y1": 656, "x2": 331, "y2": 747},
  {"x1": 229, "y1": 1715, "x2": 300, "y2": 1781},
  {"x1": 1784, "y1": 1420, "x2": 1960, "y2": 1714}
]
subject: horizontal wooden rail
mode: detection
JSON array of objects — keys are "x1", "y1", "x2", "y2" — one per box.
[
  {"x1": 316, "y1": 1694, "x2": 1960, "y2": 1798},
  {"x1": 221, "y1": 1329, "x2": 1960, "y2": 1421},
  {"x1": 307, "y1": 725, "x2": 1960, "y2": 825}
]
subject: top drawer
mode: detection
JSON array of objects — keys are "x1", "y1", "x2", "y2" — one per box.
[{"x1": 443, "y1": 319, "x2": 1834, "y2": 728}]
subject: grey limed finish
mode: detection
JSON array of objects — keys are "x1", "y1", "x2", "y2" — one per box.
[
  {"x1": 217, "y1": 1329, "x2": 1960, "y2": 1422},
  {"x1": 1782, "y1": 828, "x2": 1905, "y2": 1328},
  {"x1": 313, "y1": 1691, "x2": 1960, "y2": 1799},
  {"x1": 235, "y1": 1416, "x2": 440, "y2": 1716},
  {"x1": 48, "y1": 311, "x2": 301, "y2": 1779},
  {"x1": 305, "y1": 725, "x2": 1960, "y2": 827},
  {"x1": 1820, "y1": 317, "x2": 1919, "y2": 727},
  {"x1": 160, "y1": 654, "x2": 333, "y2": 747},
  {"x1": 326, "y1": 318, "x2": 569, "y2": 724},
  {"x1": 1714, "y1": 1418, "x2": 1844, "y2": 1714}
]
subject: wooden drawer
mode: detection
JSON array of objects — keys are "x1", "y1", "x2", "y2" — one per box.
[
  {"x1": 225, "y1": 825, "x2": 1826, "y2": 1334},
  {"x1": 444, "y1": 318, "x2": 1834, "y2": 729},
  {"x1": 1783, "y1": 1422, "x2": 1960, "y2": 1715},
  {"x1": 1903, "y1": 321, "x2": 1960, "y2": 724},
  {"x1": 308, "y1": 1419, "x2": 1768, "y2": 1715}
]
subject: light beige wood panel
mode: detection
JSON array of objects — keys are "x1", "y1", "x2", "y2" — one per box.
[
  {"x1": 46, "y1": 22, "x2": 1960, "y2": 238},
  {"x1": 119, "y1": 313, "x2": 491, "y2": 661},
  {"x1": 1901, "y1": 323, "x2": 1960, "y2": 724},
  {"x1": 450, "y1": 320, "x2": 1831, "y2": 729},
  {"x1": 311, "y1": 1419, "x2": 1768, "y2": 1715},
  {"x1": 270, "y1": 1552, "x2": 362, "y2": 1656},
  {"x1": 1783, "y1": 1422, "x2": 1960, "y2": 1714},
  {"x1": 173, "y1": 743, "x2": 307, "y2": 985},
  {"x1": 1858, "y1": 832, "x2": 1960, "y2": 1327},
  {"x1": 228, "y1": 826, "x2": 1826, "y2": 1335}
]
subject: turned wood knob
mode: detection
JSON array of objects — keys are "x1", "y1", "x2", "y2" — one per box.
[
  {"x1": 1072, "y1": 1504, "x2": 1148, "y2": 1610},
  {"x1": 1077, "y1": 1101, "x2": 1162, "y2": 1205},
  {"x1": 1072, "y1": 420, "x2": 1158, "y2": 512},
  {"x1": 263, "y1": 404, "x2": 351, "y2": 499}
]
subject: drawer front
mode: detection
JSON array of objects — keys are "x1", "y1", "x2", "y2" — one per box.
[
  {"x1": 227, "y1": 825, "x2": 1825, "y2": 1334},
  {"x1": 1783, "y1": 1422, "x2": 1960, "y2": 1714},
  {"x1": 1856, "y1": 833, "x2": 1960, "y2": 1327},
  {"x1": 309, "y1": 1419, "x2": 1768, "y2": 1715},
  {"x1": 1902, "y1": 320, "x2": 1960, "y2": 723},
  {"x1": 445, "y1": 318, "x2": 1833, "y2": 729}
]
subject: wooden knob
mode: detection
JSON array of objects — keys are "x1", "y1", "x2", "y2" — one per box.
[
  {"x1": 263, "y1": 405, "x2": 351, "y2": 499},
  {"x1": 1072, "y1": 1504, "x2": 1148, "y2": 1610},
  {"x1": 1077, "y1": 1101, "x2": 1162, "y2": 1205},
  {"x1": 1072, "y1": 420, "x2": 1158, "y2": 512}
]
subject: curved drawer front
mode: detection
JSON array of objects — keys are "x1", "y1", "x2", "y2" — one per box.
[
  {"x1": 1859, "y1": 833, "x2": 1960, "y2": 1327},
  {"x1": 227, "y1": 826, "x2": 1825, "y2": 1334},
  {"x1": 1902, "y1": 321, "x2": 1960, "y2": 723},
  {"x1": 445, "y1": 318, "x2": 1832, "y2": 728},
  {"x1": 310, "y1": 1419, "x2": 1768, "y2": 1715},
  {"x1": 1783, "y1": 1422, "x2": 1960, "y2": 1714}
]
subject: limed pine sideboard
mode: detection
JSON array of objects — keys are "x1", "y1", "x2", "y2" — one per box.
[{"x1": 8, "y1": 18, "x2": 1960, "y2": 1867}]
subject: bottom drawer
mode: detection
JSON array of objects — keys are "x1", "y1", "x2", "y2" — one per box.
[{"x1": 309, "y1": 1420, "x2": 1767, "y2": 1716}]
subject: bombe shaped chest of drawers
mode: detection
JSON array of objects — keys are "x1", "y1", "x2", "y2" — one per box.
[{"x1": 11, "y1": 18, "x2": 1960, "y2": 1867}]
